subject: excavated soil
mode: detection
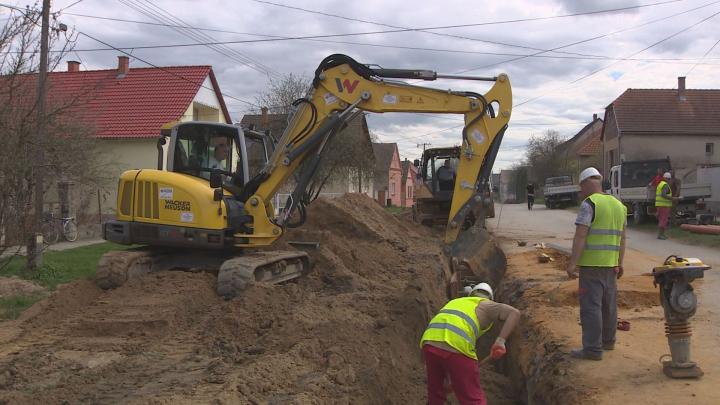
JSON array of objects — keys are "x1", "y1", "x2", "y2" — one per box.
[
  {"x1": 0, "y1": 277, "x2": 45, "y2": 298},
  {"x1": 0, "y1": 194, "x2": 521, "y2": 404}
]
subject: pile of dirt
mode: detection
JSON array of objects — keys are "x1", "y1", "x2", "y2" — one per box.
[
  {"x1": 0, "y1": 194, "x2": 519, "y2": 404},
  {"x1": 0, "y1": 277, "x2": 45, "y2": 298}
]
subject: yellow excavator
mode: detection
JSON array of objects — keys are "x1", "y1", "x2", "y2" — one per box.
[{"x1": 98, "y1": 54, "x2": 512, "y2": 298}]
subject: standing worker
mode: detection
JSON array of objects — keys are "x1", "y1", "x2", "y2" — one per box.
[
  {"x1": 655, "y1": 172, "x2": 677, "y2": 240},
  {"x1": 526, "y1": 183, "x2": 535, "y2": 210},
  {"x1": 420, "y1": 283, "x2": 521, "y2": 405},
  {"x1": 566, "y1": 167, "x2": 626, "y2": 361}
]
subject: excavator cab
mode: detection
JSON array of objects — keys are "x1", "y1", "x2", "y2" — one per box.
[
  {"x1": 162, "y1": 122, "x2": 272, "y2": 191},
  {"x1": 413, "y1": 146, "x2": 494, "y2": 228}
]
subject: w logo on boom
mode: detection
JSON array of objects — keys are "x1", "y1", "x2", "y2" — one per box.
[{"x1": 335, "y1": 78, "x2": 359, "y2": 93}]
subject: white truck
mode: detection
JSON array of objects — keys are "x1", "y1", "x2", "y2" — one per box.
[
  {"x1": 543, "y1": 175, "x2": 580, "y2": 209},
  {"x1": 607, "y1": 159, "x2": 712, "y2": 225}
]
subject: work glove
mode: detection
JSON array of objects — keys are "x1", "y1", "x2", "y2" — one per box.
[{"x1": 490, "y1": 337, "x2": 507, "y2": 360}]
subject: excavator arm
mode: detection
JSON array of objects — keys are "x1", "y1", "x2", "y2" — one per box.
[{"x1": 239, "y1": 54, "x2": 511, "y2": 248}]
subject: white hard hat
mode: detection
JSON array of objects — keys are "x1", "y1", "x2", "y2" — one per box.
[
  {"x1": 663, "y1": 172, "x2": 671, "y2": 179},
  {"x1": 467, "y1": 282, "x2": 494, "y2": 300},
  {"x1": 579, "y1": 167, "x2": 602, "y2": 183}
]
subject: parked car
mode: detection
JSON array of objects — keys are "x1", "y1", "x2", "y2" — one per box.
[
  {"x1": 607, "y1": 158, "x2": 712, "y2": 225},
  {"x1": 543, "y1": 176, "x2": 580, "y2": 209}
]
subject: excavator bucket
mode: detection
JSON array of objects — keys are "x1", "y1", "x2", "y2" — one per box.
[{"x1": 446, "y1": 224, "x2": 506, "y2": 298}]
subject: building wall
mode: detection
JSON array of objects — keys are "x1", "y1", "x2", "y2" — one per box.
[
  {"x1": 387, "y1": 150, "x2": 403, "y2": 207},
  {"x1": 620, "y1": 135, "x2": 720, "y2": 177},
  {"x1": 401, "y1": 165, "x2": 417, "y2": 208},
  {"x1": 697, "y1": 166, "x2": 720, "y2": 213}
]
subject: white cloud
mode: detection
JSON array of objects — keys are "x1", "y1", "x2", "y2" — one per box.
[{"x1": 48, "y1": 0, "x2": 720, "y2": 170}]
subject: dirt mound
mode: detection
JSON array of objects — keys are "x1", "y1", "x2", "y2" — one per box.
[
  {"x1": 0, "y1": 277, "x2": 45, "y2": 298},
  {"x1": 0, "y1": 194, "x2": 520, "y2": 404}
]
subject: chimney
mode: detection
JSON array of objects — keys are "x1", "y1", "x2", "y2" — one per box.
[
  {"x1": 678, "y1": 76, "x2": 686, "y2": 101},
  {"x1": 117, "y1": 55, "x2": 129, "y2": 78},
  {"x1": 593, "y1": 113, "x2": 597, "y2": 121},
  {"x1": 261, "y1": 106, "x2": 269, "y2": 128},
  {"x1": 67, "y1": 61, "x2": 80, "y2": 72}
]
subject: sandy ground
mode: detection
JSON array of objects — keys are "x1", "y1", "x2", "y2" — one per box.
[
  {"x1": 0, "y1": 195, "x2": 520, "y2": 404},
  {"x1": 493, "y1": 203, "x2": 720, "y2": 404}
]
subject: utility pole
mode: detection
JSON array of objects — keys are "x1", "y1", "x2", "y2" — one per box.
[
  {"x1": 417, "y1": 142, "x2": 431, "y2": 155},
  {"x1": 28, "y1": 0, "x2": 51, "y2": 270}
]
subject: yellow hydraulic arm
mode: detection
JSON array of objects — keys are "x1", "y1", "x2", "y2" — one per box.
[{"x1": 238, "y1": 54, "x2": 511, "y2": 247}]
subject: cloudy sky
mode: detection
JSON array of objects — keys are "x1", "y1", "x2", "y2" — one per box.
[{"x1": 6, "y1": 0, "x2": 719, "y2": 170}]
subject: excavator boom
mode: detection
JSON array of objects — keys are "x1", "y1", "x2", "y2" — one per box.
[{"x1": 100, "y1": 54, "x2": 511, "y2": 298}]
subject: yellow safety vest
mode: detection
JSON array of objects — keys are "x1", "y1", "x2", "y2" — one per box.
[
  {"x1": 578, "y1": 193, "x2": 626, "y2": 267},
  {"x1": 419, "y1": 297, "x2": 493, "y2": 360},
  {"x1": 655, "y1": 180, "x2": 672, "y2": 207}
]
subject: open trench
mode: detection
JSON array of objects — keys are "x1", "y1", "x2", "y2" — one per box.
[{"x1": 0, "y1": 195, "x2": 587, "y2": 404}]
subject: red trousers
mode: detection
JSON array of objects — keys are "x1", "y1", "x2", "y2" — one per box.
[
  {"x1": 422, "y1": 344, "x2": 487, "y2": 405},
  {"x1": 657, "y1": 206, "x2": 670, "y2": 229}
]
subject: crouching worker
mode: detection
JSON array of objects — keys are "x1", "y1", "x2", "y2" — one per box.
[{"x1": 420, "y1": 283, "x2": 521, "y2": 405}]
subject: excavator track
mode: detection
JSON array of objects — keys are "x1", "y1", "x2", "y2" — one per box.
[
  {"x1": 216, "y1": 251, "x2": 310, "y2": 299},
  {"x1": 95, "y1": 249, "x2": 310, "y2": 299}
]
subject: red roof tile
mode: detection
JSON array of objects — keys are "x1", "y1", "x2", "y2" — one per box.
[
  {"x1": 577, "y1": 133, "x2": 601, "y2": 155},
  {"x1": 611, "y1": 89, "x2": 720, "y2": 134},
  {"x1": 13, "y1": 66, "x2": 230, "y2": 138}
]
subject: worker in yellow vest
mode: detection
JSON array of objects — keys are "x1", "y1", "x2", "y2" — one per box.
[
  {"x1": 566, "y1": 167, "x2": 627, "y2": 360},
  {"x1": 420, "y1": 283, "x2": 520, "y2": 405},
  {"x1": 655, "y1": 172, "x2": 676, "y2": 240}
]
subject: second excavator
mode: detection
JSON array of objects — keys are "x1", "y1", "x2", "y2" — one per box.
[{"x1": 98, "y1": 54, "x2": 512, "y2": 298}]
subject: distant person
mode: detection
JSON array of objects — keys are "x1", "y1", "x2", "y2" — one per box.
[
  {"x1": 420, "y1": 283, "x2": 520, "y2": 405},
  {"x1": 655, "y1": 172, "x2": 678, "y2": 239},
  {"x1": 566, "y1": 167, "x2": 626, "y2": 361},
  {"x1": 526, "y1": 183, "x2": 535, "y2": 210},
  {"x1": 437, "y1": 160, "x2": 455, "y2": 191},
  {"x1": 648, "y1": 167, "x2": 664, "y2": 188}
]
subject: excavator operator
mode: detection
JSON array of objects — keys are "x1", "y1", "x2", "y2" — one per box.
[{"x1": 437, "y1": 160, "x2": 456, "y2": 191}]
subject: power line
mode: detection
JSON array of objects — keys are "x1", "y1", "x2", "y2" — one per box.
[
  {"x1": 42, "y1": 4, "x2": 720, "y2": 66},
  {"x1": 686, "y1": 37, "x2": 720, "y2": 75},
  {"x1": 115, "y1": 0, "x2": 279, "y2": 78},
  {"x1": 56, "y1": 0, "x2": 84, "y2": 13},
  {"x1": 49, "y1": 4, "x2": 669, "y2": 62},
  {"x1": 253, "y1": 0, "x2": 683, "y2": 59},
  {"x1": 79, "y1": 30, "x2": 258, "y2": 107},
  {"x1": 456, "y1": 0, "x2": 720, "y2": 74},
  {"x1": 515, "y1": 8, "x2": 720, "y2": 108}
]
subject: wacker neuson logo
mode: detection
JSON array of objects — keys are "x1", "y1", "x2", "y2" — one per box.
[{"x1": 164, "y1": 200, "x2": 191, "y2": 211}]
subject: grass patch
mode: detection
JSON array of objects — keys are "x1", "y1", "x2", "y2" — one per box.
[
  {"x1": 384, "y1": 206, "x2": 407, "y2": 215},
  {"x1": 0, "y1": 242, "x2": 133, "y2": 290},
  {"x1": 631, "y1": 222, "x2": 720, "y2": 248},
  {"x1": 0, "y1": 294, "x2": 46, "y2": 320}
]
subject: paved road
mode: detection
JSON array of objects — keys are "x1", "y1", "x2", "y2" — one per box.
[{"x1": 489, "y1": 203, "x2": 720, "y2": 311}]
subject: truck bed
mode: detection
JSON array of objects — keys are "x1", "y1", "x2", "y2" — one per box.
[
  {"x1": 616, "y1": 183, "x2": 712, "y2": 202},
  {"x1": 544, "y1": 185, "x2": 580, "y2": 196}
]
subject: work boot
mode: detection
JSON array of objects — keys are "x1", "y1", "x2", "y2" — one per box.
[
  {"x1": 570, "y1": 349, "x2": 602, "y2": 361},
  {"x1": 602, "y1": 343, "x2": 615, "y2": 351}
]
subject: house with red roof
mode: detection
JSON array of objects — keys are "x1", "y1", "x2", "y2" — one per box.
[
  {"x1": 601, "y1": 77, "x2": 720, "y2": 179},
  {"x1": 372, "y1": 143, "x2": 402, "y2": 206},
  {"x1": 400, "y1": 159, "x2": 417, "y2": 208},
  {"x1": 558, "y1": 114, "x2": 603, "y2": 175},
  {"x1": 33, "y1": 56, "x2": 231, "y2": 217}
]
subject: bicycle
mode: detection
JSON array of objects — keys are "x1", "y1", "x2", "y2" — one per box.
[{"x1": 41, "y1": 211, "x2": 78, "y2": 245}]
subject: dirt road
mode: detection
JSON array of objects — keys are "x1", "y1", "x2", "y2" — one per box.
[{"x1": 492, "y1": 203, "x2": 720, "y2": 404}]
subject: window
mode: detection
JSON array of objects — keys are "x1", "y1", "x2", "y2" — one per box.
[
  {"x1": 390, "y1": 182, "x2": 396, "y2": 195},
  {"x1": 706, "y1": 143, "x2": 714, "y2": 156},
  {"x1": 408, "y1": 186, "x2": 412, "y2": 199}
]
